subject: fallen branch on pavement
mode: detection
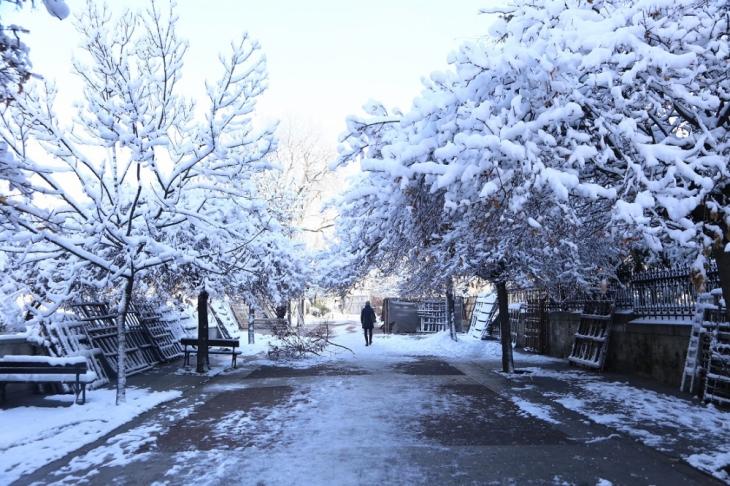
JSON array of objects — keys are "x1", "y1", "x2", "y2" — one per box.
[{"x1": 267, "y1": 321, "x2": 353, "y2": 359}]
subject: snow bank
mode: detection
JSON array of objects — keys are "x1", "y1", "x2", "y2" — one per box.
[
  {"x1": 0, "y1": 387, "x2": 181, "y2": 483},
  {"x1": 240, "y1": 322, "x2": 558, "y2": 370}
]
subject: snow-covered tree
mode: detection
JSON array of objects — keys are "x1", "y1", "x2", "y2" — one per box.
[
  {"x1": 563, "y1": 0, "x2": 729, "y2": 311},
  {"x1": 262, "y1": 122, "x2": 331, "y2": 232},
  {"x1": 0, "y1": 0, "x2": 69, "y2": 228},
  {"x1": 330, "y1": 0, "x2": 730, "y2": 372},
  {"x1": 252, "y1": 122, "x2": 334, "y2": 323},
  {"x1": 0, "y1": 0, "x2": 68, "y2": 102},
  {"x1": 467, "y1": 0, "x2": 729, "y2": 311},
  {"x1": 0, "y1": 0, "x2": 286, "y2": 401},
  {"x1": 330, "y1": 1, "x2": 635, "y2": 370}
]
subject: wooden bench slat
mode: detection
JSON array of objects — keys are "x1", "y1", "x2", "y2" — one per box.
[
  {"x1": 0, "y1": 367, "x2": 87, "y2": 374},
  {"x1": 0, "y1": 373, "x2": 97, "y2": 383},
  {"x1": 0, "y1": 362, "x2": 87, "y2": 369},
  {"x1": 0, "y1": 356, "x2": 87, "y2": 365},
  {"x1": 180, "y1": 338, "x2": 239, "y2": 347},
  {"x1": 184, "y1": 349, "x2": 242, "y2": 355}
]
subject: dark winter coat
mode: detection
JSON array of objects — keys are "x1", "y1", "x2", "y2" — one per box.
[{"x1": 360, "y1": 304, "x2": 377, "y2": 329}]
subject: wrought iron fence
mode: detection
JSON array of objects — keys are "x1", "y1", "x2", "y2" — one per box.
[
  {"x1": 507, "y1": 261, "x2": 721, "y2": 322},
  {"x1": 630, "y1": 262, "x2": 719, "y2": 320}
]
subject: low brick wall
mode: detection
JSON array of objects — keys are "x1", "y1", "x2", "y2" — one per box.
[{"x1": 543, "y1": 311, "x2": 691, "y2": 387}]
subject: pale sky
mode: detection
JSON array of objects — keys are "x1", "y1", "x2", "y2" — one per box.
[{"x1": 3, "y1": 0, "x2": 493, "y2": 146}]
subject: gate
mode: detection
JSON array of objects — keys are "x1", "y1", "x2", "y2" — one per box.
[{"x1": 509, "y1": 289, "x2": 548, "y2": 353}]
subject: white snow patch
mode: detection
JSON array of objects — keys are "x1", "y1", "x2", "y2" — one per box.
[
  {"x1": 248, "y1": 322, "x2": 558, "y2": 371},
  {"x1": 326, "y1": 325, "x2": 559, "y2": 365},
  {"x1": 685, "y1": 450, "x2": 730, "y2": 483},
  {"x1": 0, "y1": 387, "x2": 181, "y2": 483},
  {"x1": 62, "y1": 423, "x2": 161, "y2": 474},
  {"x1": 511, "y1": 397, "x2": 560, "y2": 424},
  {"x1": 519, "y1": 366, "x2": 730, "y2": 481},
  {"x1": 161, "y1": 371, "x2": 446, "y2": 485}
]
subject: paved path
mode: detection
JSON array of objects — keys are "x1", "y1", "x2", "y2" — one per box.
[{"x1": 17, "y1": 322, "x2": 722, "y2": 485}]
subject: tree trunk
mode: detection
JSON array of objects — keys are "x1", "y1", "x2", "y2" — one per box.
[
  {"x1": 446, "y1": 280, "x2": 457, "y2": 341},
  {"x1": 713, "y1": 246, "x2": 730, "y2": 320},
  {"x1": 496, "y1": 281, "x2": 514, "y2": 373},
  {"x1": 248, "y1": 304, "x2": 255, "y2": 344},
  {"x1": 287, "y1": 300, "x2": 292, "y2": 327},
  {"x1": 115, "y1": 275, "x2": 134, "y2": 405},
  {"x1": 297, "y1": 297, "x2": 305, "y2": 328},
  {"x1": 196, "y1": 290, "x2": 209, "y2": 374}
]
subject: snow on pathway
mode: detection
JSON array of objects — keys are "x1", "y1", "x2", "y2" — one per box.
[
  {"x1": 32, "y1": 324, "x2": 558, "y2": 485},
  {"x1": 10, "y1": 321, "x2": 724, "y2": 484},
  {"x1": 151, "y1": 326, "x2": 560, "y2": 485},
  {"x1": 241, "y1": 321, "x2": 560, "y2": 369},
  {"x1": 163, "y1": 368, "x2": 445, "y2": 484},
  {"x1": 0, "y1": 387, "x2": 181, "y2": 484},
  {"x1": 510, "y1": 366, "x2": 730, "y2": 482}
]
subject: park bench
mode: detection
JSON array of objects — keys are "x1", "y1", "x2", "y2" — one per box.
[
  {"x1": 0, "y1": 355, "x2": 96, "y2": 405},
  {"x1": 180, "y1": 338, "x2": 241, "y2": 368}
]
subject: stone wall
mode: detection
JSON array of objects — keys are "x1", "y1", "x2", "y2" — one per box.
[
  {"x1": 605, "y1": 317, "x2": 691, "y2": 387},
  {"x1": 541, "y1": 311, "x2": 691, "y2": 387},
  {"x1": 545, "y1": 311, "x2": 581, "y2": 358}
]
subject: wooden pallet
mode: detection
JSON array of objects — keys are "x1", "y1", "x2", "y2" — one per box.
[
  {"x1": 72, "y1": 303, "x2": 158, "y2": 377},
  {"x1": 467, "y1": 293, "x2": 497, "y2": 339},
  {"x1": 131, "y1": 303, "x2": 185, "y2": 362},
  {"x1": 680, "y1": 293, "x2": 714, "y2": 394},
  {"x1": 568, "y1": 301, "x2": 613, "y2": 370},
  {"x1": 39, "y1": 318, "x2": 110, "y2": 389},
  {"x1": 161, "y1": 308, "x2": 196, "y2": 340},
  {"x1": 524, "y1": 296, "x2": 548, "y2": 353},
  {"x1": 482, "y1": 304, "x2": 500, "y2": 339},
  {"x1": 482, "y1": 304, "x2": 521, "y2": 345},
  {"x1": 208, "y1": 301, "x2": 240, "y2": 339}
]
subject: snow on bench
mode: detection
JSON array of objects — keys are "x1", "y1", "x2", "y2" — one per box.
[
  {"x1": 0, "y1": 355, "x2": 96, "y2": 404},
  {"x1": 0, "y1": 355, "x2": 89, "y2": 365}
]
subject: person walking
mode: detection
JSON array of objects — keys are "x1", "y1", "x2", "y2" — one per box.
[{"x1": 360, "y1": 301, "x2": 377, "y2": 346}]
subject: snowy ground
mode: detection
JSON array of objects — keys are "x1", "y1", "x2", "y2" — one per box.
[
  {"x1": 5, "y1": 321, "x2": 727, "y2": 484},
  {"x1": 505, "y1": 367, "x2": 730, "y2": 483},
  {"x1": 229, "y1": 322, "x2": 730, "y2": 483},
  {"x1": 0, "y1": 387, "x2": 180, "y2": 484},
  {"x1": 241, "y1": 318, "x2": 559, "y2": 367}
]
